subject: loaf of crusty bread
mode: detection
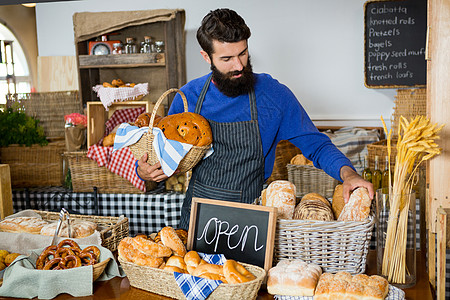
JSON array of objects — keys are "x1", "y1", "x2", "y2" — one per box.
[
  {"x1": 40, "y1": 220, "x2": 98, "y2": 238},
  {"x1": 267, "y1": 259, "x2": 322, "y2": 296},
  {"x1": 314, "y1": 271, "x2": 389, "y2": 300},
  {"x1": 263, "y1": 180, "x2": 296, "y2": 219},
  {"x1": 0, "y1": 217, "x2": 49, "y2": 234},
  {"x1": 331, "y1": 184, "x2": 345, "y2": 219},
  {"x1": 156, "y1": 112, "x2": 212, "y2": 146},
  {"x1": 293, "y1": 193, "x2": 334, "y2": 221},
  {"x1": 338, "y1": 187, "x2": 372, "y2": 221}
]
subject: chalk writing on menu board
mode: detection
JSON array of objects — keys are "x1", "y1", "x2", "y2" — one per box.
[{"x1": 364, "y1": 0, "x2": 427, "y2": 88}]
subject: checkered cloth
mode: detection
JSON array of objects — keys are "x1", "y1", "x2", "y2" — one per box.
[
  {"x1": 87, "y1": 145, "x2": 146, "y2": 191},
  {"x1": 273, "y1": 285, "x2": 405, "y2": 300},
  {"x1": 174, "y1": 253, "x2": 227, "y2": 300},
  {"x1": 92, "y1": 83, "x2": 149, "y2": 110},
  {"x1": 105, "y1": 107, "x2": 145, "y2": 136},
  {"x1": 12, "y1": 188, "x2": 184, "y2": 235}
]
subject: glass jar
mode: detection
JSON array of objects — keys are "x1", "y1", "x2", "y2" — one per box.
[
  {"x1": 153, "y1": 40, "x2": 165, "y2": 53},
  {"x1": 124, "y1": 37, "x2": 137, "y2": 54},
  {"x1": 376, "y1": 189, "x2": 416, "y2": 288},
  {"x1": 141, "y1": 36, "x2": 153, "y2": 54},
  {"x1": 112, "y1": 42, "x2": 122, "y2": 54}
]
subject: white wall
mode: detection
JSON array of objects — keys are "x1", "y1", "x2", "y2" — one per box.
[{"x1": 35, "y1": 0, "x2": 397, "y2": 129}]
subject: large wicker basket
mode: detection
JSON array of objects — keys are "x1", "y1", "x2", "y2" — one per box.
[
  {"x1": 119, "y1": 257, "x2": 266, "y2": 300},
  {"x1": 274, "y1": 214, "x2": 375, "y2": 274},
  {"x1": 65, "y1": 151, "x2": 155, "y2": 194},
  {"x1": 35, "y1": 210, "x2": 129, "y2": 252},
  {"x1": 129, "y1": 88, "x2": 211, "y2": 174},
  {"x1": 287, "y1": 164, "x2": 339, "y2": 199},
  {"x1": 0, "y1": 141, "x2": 65, "y2": 188}
]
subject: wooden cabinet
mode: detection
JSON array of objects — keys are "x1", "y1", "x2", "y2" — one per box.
[{"x1": 74, "y1": 9, "x2": 186, "y2": 110}]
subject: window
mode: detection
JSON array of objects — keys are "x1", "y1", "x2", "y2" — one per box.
[{"x1": 0, "y1": 23, "x2": 31, "y2": 107}]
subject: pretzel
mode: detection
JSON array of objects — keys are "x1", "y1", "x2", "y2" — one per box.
[
  {"x1": 60, "y1": 255, "x2": 82, "y2": 269},
  {"x1": 43, "y1": 257, "x2": 64, "y2": 270},
  {"x1": 81, "y1": 245, "x2": 101, "y2": 261},
  {"x1": 36, "y1": 245, "x2": 57, "y2": 270},
  {"x1": 57, "y1": 239, "x2": 81, "y2": 250},
  {"x1": 79, "y1": 252, "x2": 97, "y2": 266},
  {"x1": 56, "y1": 247, "x2": 75, "y2": 259}
]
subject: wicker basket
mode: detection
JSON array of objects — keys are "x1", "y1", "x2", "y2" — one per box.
[
  {"x1": 267, "y1": 140, "x2": 302, "y2": 184},
  {"x1": 391, "y1": 88, "x2": 426, "y2": 137},
  {"x1": 0, "y1": 141, "x2": 65, "y2": 187},
  {"x1": 65, "y1": 151, "x2": 156, "y2": 194},
  {"x1": 119, "y1": 257, "x2": 266, "y2": 300},
  {"x1": 6, "y1": 91, "x2": 83, "y2": 138},
  {"x1": 287, "y1": 164, "x2": 339, "y2": 199},
  {"x1": 93, "y1": 258, "x2": 111, "y2": 281},
  {"x1": 129, "y1": 88, "x2": 211, "y2": 174},
  {"x1": 34, "y1": 210, "x2": 129, "y2": 252},
  {"x1": 274, "y1": 214, "x2": 375, "y2": 274}
]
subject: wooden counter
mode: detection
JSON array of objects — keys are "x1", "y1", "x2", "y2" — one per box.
[{"x1": 0, "y1": 250, "x2": 433, "y2": 300}]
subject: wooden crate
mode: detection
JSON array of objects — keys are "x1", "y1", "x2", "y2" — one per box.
[
  {"x1": 87, "y1": 101, "x2": 164, "y2": 147},
  {"x1": 0, "y1": 141, "x2": 65, "y2": 187}
]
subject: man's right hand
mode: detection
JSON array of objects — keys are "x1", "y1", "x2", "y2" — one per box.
[{"x1": 136, "y1": 153, "x2": 169, "y2": 182}]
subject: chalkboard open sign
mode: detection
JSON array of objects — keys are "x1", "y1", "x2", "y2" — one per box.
[
  {"x1": 187, "y1": 197, "x2": 277, "y2": 272},
  {"x1": 364, "y1": 0, "x2": 427, "y2": 88}
]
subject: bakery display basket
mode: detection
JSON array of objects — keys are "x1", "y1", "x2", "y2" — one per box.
[
  {"x1": 274, "y1": 213, "x2": 375, "y2": 274},
  {"x1": 287, "y1": 164, "x2": 339, "y2": 199},
  {"x1": 119, "y1": 257, "x2": 266, "y2": 300},
  {"x1": 34, "y1": 210, "x2": 128, "y2": 253},
  {"x1": 129, "y1": 88, "x2": 211, "y2": 174}
]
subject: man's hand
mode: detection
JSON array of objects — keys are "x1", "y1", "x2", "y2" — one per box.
[
  {"x1": 340, "y1": 165, "x2": 374, "y2": 203},
  {"x1": 136, "y1": 153, "x2": 169, "y2": 182}
]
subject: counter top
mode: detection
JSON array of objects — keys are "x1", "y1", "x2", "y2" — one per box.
[{"x1": 0, "y1": 250, "x2": 433, "y2": 300}]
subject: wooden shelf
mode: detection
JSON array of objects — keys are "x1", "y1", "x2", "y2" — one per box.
[{"x1": 79, "y1": 53, "x2": 165, "y2": 68}]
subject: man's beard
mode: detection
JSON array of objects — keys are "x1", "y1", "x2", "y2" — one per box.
[{"x1": 211, "y1": 58, "x2": 255, "y2": 98}]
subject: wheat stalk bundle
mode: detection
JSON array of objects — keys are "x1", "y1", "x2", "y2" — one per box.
[{"x1": 380, "y1": 115, "x2": 444, "y2": 284}]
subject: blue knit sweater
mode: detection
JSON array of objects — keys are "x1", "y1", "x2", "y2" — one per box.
[{"x1": 168, "y1": 73, "x2": 354, "y2": 182}]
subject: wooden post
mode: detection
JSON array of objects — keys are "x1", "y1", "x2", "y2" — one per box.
[
  {"x1": 0, "y1": 164, "x2": 13, "y2": 219},
  {"x1": 436, "y1": 208, "x2": 446, "y2": 300}
]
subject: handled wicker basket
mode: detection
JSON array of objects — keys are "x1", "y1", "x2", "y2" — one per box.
[{"x1": 129, "y1": 88, "x2": 211, "y2": 173}]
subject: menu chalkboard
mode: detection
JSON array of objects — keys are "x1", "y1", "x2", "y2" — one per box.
[
  {"x1": 187, "y1": 198, "x2": 277, "y2": 272},
  {"x1": 364, "y1": 0, "x2": 427, "y2": 88}
]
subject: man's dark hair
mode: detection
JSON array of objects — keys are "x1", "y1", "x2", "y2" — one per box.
[{"x1": 196, "y1": 8, "x2": 251, "y2": 57}]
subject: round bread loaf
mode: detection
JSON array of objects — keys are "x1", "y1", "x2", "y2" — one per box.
[
  {"x1": 293, "y1": 199, "x2": 334, "y2": 221},
  {"x1": 40, "y1": 220, "x2": 98, "y2": 238},
  {"x1": 156, "y1": 112, "x2": 212, "y2": 146},
  {"x1": 338, "y1": 187, "x2": 372, "y2": 221},
  {"x1": 263, "y1": 180, "x2": 296, "y2": 219},
  {"x1": 301, "y1": 193, "x2": 331, "y2": 208}
]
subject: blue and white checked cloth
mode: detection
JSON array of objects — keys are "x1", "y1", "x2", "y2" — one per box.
[
  {"x1": 114, "y1": 123, "x2": 204, "y2": 177},
  {"x1": 173, "y1": 253, "x2": 227, "y2": 300},
  {"x1": 273, "y1": 284, "x2": 405, "y2": 300}
]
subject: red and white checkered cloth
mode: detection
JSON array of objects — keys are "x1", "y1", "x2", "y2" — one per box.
[
  {"x1": 92, "y1": 83, "x2": 149, "y2": 110},
  {"x1": 87, "y1": 106, "x2": 147, "y2": 192},
  {"x1": 104, "y1": 107, "x2": 145, "y2": 136},
  {"x1": 87, "y1": 145, "x2": 145, "y2": 192}
]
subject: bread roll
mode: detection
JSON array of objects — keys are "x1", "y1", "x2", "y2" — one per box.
[
  {"x1": 118, "y1": 236, "x2": 165, "y2": 268},
  {"x1": 156, "y1": 112, "x2": 212, "y2": 146},
  {"x1": 314, "y1": 271, "x2": 389, "y2": 300},
  {"x1": 290, "y1": 154, "x2": 313, "y2": 166},
  {"x1": 264, "y1": 180, "x2": 296, "y2": 219},
  {"x1": 159, "y1": 226, "x2": 187, "y2": 257},
  {"x1": 40, "y1": 220, "x2": 97, "y2": 238},
  {"x1": 134, "y1": 112, "x2": 163, "y2": 128},
  {"x1": 267, "y1": 259, "x2": 322, "y2": 296},
  {"x1": 338, "y1": 187, "x2": 372, "y2": 221},
  {"x1": 0, "y1": 217, "x2": 48, "y2": 234},
  {"x1": 331, "y1": 184, "x2": 345, "y2": 219}
]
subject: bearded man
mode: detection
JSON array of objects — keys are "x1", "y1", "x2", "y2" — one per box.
[{"x1": 136, "y1": 8, "x2": 373, "y2": 230}]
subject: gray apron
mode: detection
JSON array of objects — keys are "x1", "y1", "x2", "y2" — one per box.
[{"x1": 179, "y1": 74, "x2": 265, "y2": 230}]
